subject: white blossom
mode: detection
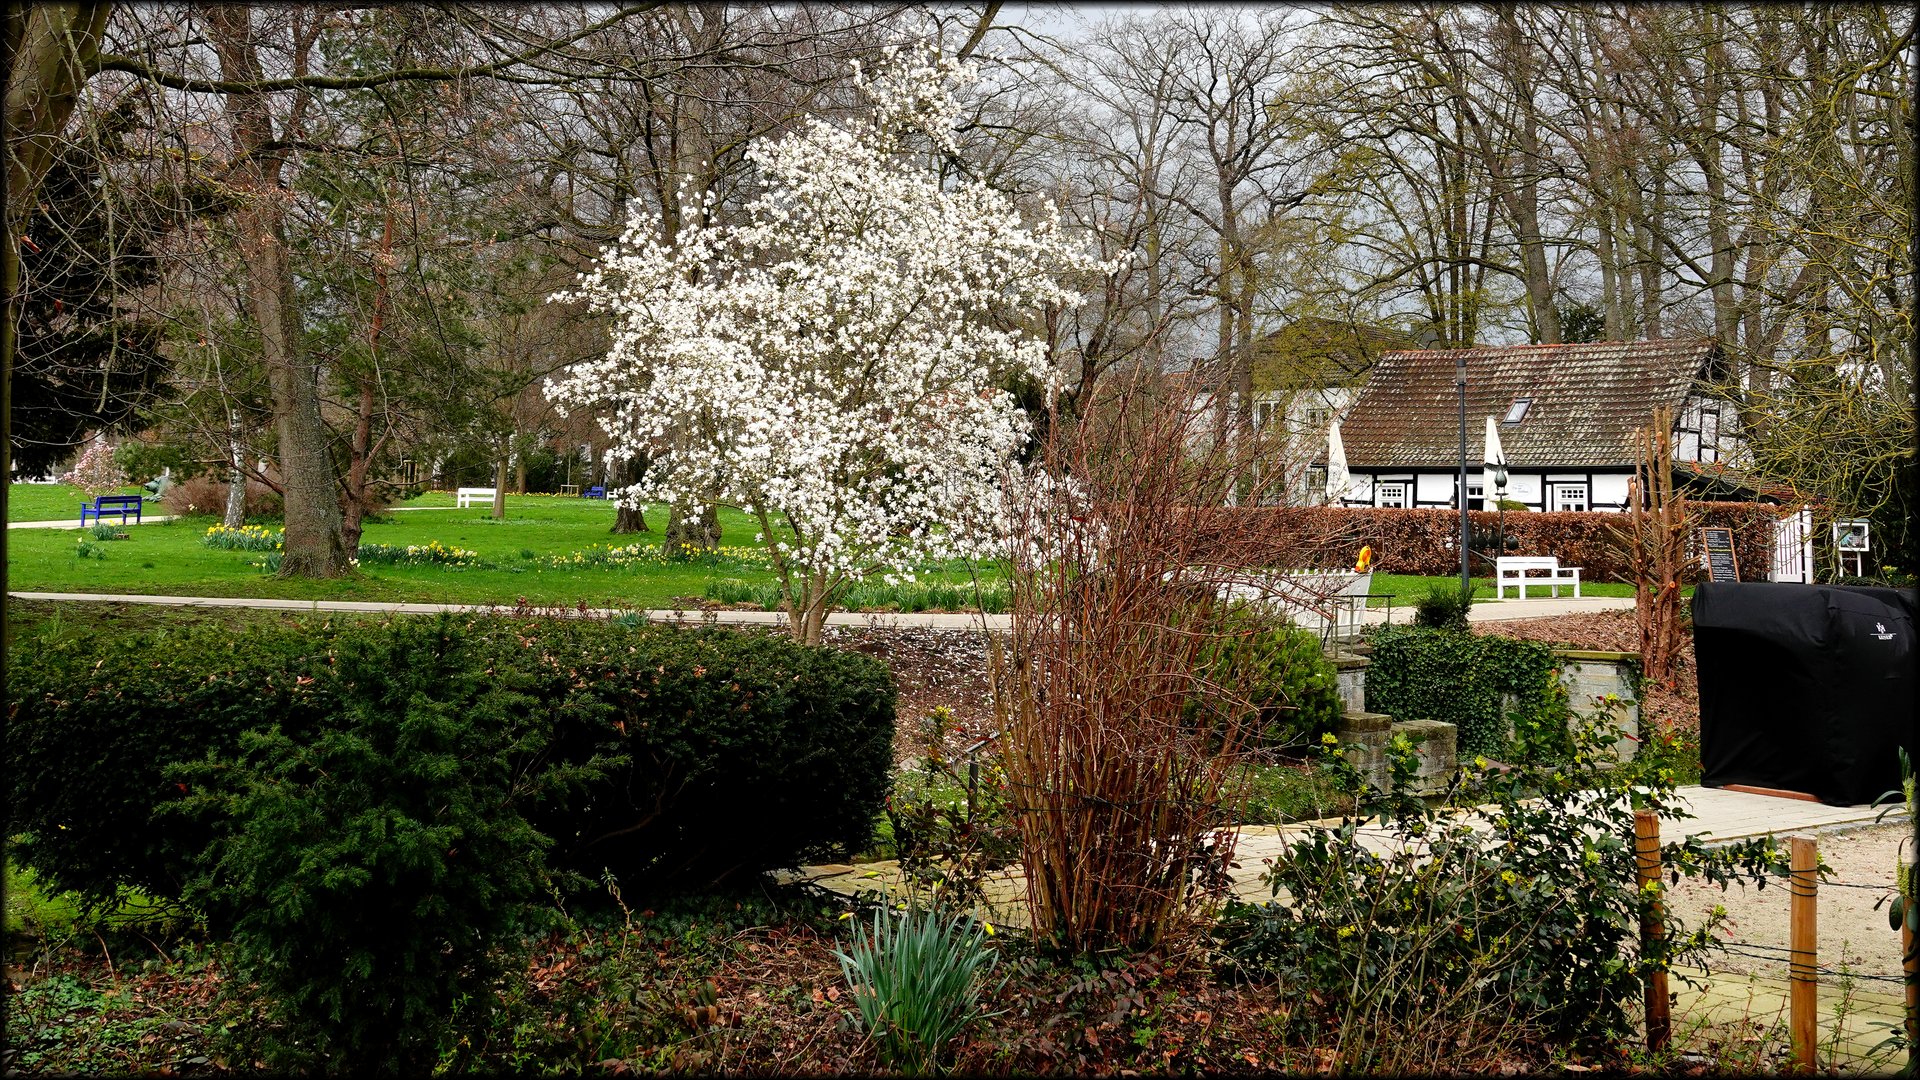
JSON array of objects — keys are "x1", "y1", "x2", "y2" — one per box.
[
  {"x1": 546, "y1": 45, "x2": 1120, "y2": 638},
  {"x1": 59, "y1": 439, "x2": 128, "y2": 496}
]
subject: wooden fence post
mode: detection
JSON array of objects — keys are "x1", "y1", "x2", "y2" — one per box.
[
  {"x1": 1789, "y1": 835, "x2": 1818, "y2": 1071},
  {"x1": 1635, "y1": 809, "x2": 1670, "y2": 1052},
  {"x1": 1903, "y1": 899, "x2": 1917, "y2": 1058}
]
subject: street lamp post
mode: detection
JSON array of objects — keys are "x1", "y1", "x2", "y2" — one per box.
[{"x1": 1457, "y1": 355, "x2": 1469, "y2": 598}]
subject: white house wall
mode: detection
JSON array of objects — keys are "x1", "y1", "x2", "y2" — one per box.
[
  {"x1": 1223, "y1": 386, "x2": 1361, "y2": 505},
  {"x1": 1339, "y1": 468, "x2": 1636, "y2": 512},
  {"x1": 1672, "y1": 392, "x2": 1747, "y2": 466}
]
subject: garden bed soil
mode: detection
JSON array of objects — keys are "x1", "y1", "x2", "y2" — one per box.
[
  {"x1": 1471, "y1": 609, "x2": 1700, "y2": 736},
  {"x1": 825, "y1": 625, "x2": 998, "y2": 764}
]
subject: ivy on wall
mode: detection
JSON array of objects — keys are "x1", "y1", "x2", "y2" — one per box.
[{"x1": 1363, "y1": 625, "x2": 1570, "y2": 759}]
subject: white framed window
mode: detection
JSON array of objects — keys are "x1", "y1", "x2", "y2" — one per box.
[
  {"x1": 1467, "y1": 483, "x2": 1483, "y2": 501},
  {"x1": 1503, "y1": 397, "x2": 1532, "y2": 424},
  {"x1": 1551, "y1": 483, "x2": 1589, "y2": 512},
  {"x1": 1307, "y1": 465, "x2": 1328, "y2": 499},
  {"x1": 1700, "y1": 409, "x2": 1720, "y2": 462},
  {"x1": 1377, "y1": 482, "x2": 1409, "y2": 509},
  {"x1": 1252, "y1": 401, "x2": 1276, "y2": 430},
  {"x1": 1306, "y1": 407, "x2": 1331, "y2": 431}
]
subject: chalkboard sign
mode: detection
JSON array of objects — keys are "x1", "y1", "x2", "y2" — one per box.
[{"x1": 1699, "y1": 527, "x2": 1739, "y2": 582}]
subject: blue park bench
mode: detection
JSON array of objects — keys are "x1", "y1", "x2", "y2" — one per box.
[
  {"x1": 80, "y1": 494, "x2": 144, "y2": 526},
  {"x1": 583, "y1": 485, "x2": 607, "y2": 499}
]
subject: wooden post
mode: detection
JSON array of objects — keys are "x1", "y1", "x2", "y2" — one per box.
[
  {"x1": 1789, "y1": 835, "x2": 1818, "y2": 1071},
  {"x1": 1635, "y1": 809, "x2": 1670, "y2": 1052}
]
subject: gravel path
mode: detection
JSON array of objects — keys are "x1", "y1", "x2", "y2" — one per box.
[{"x1": 1668, "y1": 821, "x2": 1908, "y2": 984}]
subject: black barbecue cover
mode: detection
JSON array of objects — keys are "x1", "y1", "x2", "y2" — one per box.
[{"x1": 1693, "y1": 582, "x2": 1917, "y2": 806}]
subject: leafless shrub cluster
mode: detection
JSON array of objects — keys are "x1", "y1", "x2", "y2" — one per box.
[
  {"x1": 1608, "y1": 407, "x2": 1697, "y2": 689},
  {"x1": 992, "y1": 375, "x2": 1312, "y2": 953}
]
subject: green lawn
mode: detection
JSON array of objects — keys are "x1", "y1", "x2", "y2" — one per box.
[
  {"x1": 1368, "y1": 571, "x2": 1656, "y2": 607},
  {"x1": 5, "y1": 487, "x2": 1001, "y2": 610},
  {"x1": 9, "y1": 485, "x2": 1667, "y2": 612},
  {"x1": 7, "y1": 483, "x2": 149, "y2": 522}
]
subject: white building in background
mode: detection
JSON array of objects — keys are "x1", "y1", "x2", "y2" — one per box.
[{"x1": 1322, "y1": 338, "x2": 1748, "y2": 513}]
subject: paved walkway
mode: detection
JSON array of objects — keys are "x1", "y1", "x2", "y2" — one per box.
[
  {"x1": 9, "y1": 506, "x2": 451, "y2": 529},
  {"x1": 799, "y1": 785, "x2": 1884, "y2": 914},
  {"x1": 7, "y1": 590, "x2": 1002, "y2": 630},
  {"x1": 7, "y1": 589, "x2": 1633, "y2": 630},
  {"x1": 1670, "y1": 964, "x2": 1907, "y2": 1072},
  {"x1": 8, "y1": 515, "x2": 179, "y2": 529}
]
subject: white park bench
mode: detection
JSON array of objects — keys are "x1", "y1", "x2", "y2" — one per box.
[
  {"x1": 455, "y1": 486, "x2": 497, "y2": 508},
  {"x1": 1495, "y1": 556, "x2": 1581, "y2": 599}
]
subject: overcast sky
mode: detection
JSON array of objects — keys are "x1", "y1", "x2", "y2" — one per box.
[{"x1": 991, "y1": 3, "x2": 1296, "y2": 44}]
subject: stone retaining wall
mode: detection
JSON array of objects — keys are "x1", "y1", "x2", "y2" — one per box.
[{"x1": 1552, "y1": 649, "x2": 1641, "y2": 762}]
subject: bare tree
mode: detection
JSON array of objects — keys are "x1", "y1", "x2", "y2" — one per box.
[
  {"x1": 56, "y1": 2, "x2": 706, "y2": 575},
  {"x1": 4, "y1": 2, "x2": 113, "y2": 523}
]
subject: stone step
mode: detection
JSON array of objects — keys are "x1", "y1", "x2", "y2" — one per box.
[{"x1": 1334, "y1": 709, "x2": 1457, "y2": 796}]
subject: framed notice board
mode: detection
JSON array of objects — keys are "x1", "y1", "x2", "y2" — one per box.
[{"x1": 1699, "y1": 527, "x2": 1739, "y2": 582}]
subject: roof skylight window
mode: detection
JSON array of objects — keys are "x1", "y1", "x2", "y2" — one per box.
[{"x1": 1502, "y1": 397, "x2": 1532, "y2": 424}]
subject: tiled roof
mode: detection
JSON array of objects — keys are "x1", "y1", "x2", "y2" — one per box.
[{"x1": 1336, "y1": 339, "x2": 1721, "y2": 469}]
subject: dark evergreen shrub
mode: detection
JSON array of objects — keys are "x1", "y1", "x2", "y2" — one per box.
[
  {"x1": 5, "y1": 615, "x2": 896, "y2": 902},
  {"x1": 1191, "y1": 603, "x2": 1344, "y2": 751},
  {"x1": 504, "y1": 620, "x2": 897, "y2": 892},
  {"x1": 175, "y1": 619, "x2": 566, "y2": 1073},
  {"x1": 6, "y1": 613, "x2": 895, "y2": 1070},
  {"x1": 4, "y1": 621, "x2": 334, "y2": 905}
]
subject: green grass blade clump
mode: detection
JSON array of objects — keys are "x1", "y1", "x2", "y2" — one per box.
[{"x1": 834, "y1": 904, "x2": 1000, "y2": 1075}]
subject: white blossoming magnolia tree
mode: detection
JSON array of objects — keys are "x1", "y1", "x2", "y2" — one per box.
[{"x1": 547, "y1": 48, "x2": 1111, "y2": 644}]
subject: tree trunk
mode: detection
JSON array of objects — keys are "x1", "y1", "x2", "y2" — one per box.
[
  {"x1": 1640, "y1": 171, "x2": 1667, "y2": 338},
  {"x1": 1617, "y1": 408, "x2": 1689, "y2": 689},
  {"x1": 343, "y1": 199, "x2": 393, "y2": 554},
  {"x1": 665, "y1": 502, "x2": 719, "y2": 552},
  {"x1": 207, "y1": 6, "x2": 350, "y2": 578},
  {"x1": 224, "y1": 409, "x2": 248, "y2": 528},
  {"x1": 787, "y1": 569, "x2": 831, "y2": 646},
  {"x1": 341, "y1": 377, "x2": 379, "y2": 553},
  {"x1": 610, "y1": 453, "x2": 649, "y2": 534},
  {"x1": 491, "y1": 454, "x2": 508, "y2": 520},
  {"x1": 1490, "y1": 11, "x2": 1562, "y2": 345},
  {"x1": 513, "y1": 452, "x2": 527, "y2": 494}
]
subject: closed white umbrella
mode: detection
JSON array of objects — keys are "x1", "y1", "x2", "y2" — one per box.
[
  {"x1": 1326, "y1": 419, "x2": 1352, "y2": 505},
  {"x1": 1482, "y1": 415, "x2": 1506, "y2": 508}
]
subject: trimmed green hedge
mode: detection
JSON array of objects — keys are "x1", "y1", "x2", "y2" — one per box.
[
  {"x1": 1362, "y1": 625, "x2": 1568, "y2": 759},
  {"x1": 5, "y1": 614, "x2": 896, "y2": 907},
  {"x1": 9, "y1": 614, "x2": 894, "y2": 1070},
  {"x1": 4, "y1": 623, "x2": 332, "y2": 904}
]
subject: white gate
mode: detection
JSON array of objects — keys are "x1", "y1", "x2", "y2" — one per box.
[{"x1": 1771, "y1": 506, "x2": 1813, "y2": 582}]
